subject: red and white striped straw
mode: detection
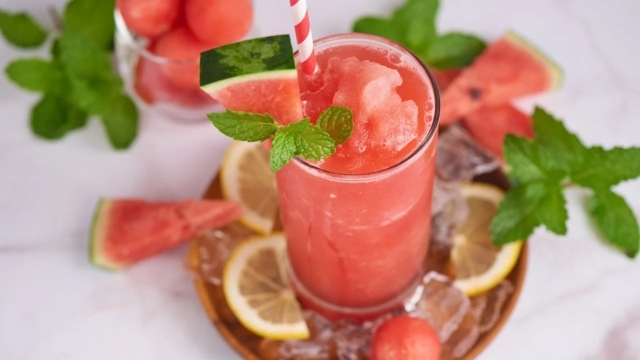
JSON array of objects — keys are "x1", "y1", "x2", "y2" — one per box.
[{"x1": 290, "y1": 0, "x2": 317, "y2": 75}]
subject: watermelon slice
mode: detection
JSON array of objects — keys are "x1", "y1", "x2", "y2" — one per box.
[
  {"x1": 439, "y1": 31, "x2": 562, "y2": 125},
  {"x1": 462, "y1": 104, "x2": 533, "y2": 160},
  {"x1": 90, "y1": 199, "x2": 241, "y2": 270},
  {"x1": 431, "y1": 68, "x2": 462, "y2": 93},
  {"x1": 199, "y1": 34, "x2": 303, "y2": 125}
]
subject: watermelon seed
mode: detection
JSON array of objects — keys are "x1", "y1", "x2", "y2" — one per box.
[{"x1": 469, "y1": 88, "x2": 482, "y2": 100}]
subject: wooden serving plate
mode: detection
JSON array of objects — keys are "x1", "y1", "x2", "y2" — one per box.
[{"x1": 188, "y1": 169, "x2": 528, "y2": 360}]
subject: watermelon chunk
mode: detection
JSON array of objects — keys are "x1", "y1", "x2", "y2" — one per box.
[
  {"x1": 199, "y1": 35, "x2": 303, "y2": 125},
  {"x1": 439, "y1": 31, "x2": 562, "y2": 125},
  {"x1": 90, "y1": 199, "x2": 241, "y2": 270},
  {"x1": 462, "y1": 104, "x2": 533, "y2": 160}
]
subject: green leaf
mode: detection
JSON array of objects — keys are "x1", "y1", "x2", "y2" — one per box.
[
  {"x1": 424, "y1": 32, "x2": 486, "y2": 69},
  {"x1": 534, "y1": 182, "x2": 568, "y2": 235},
  {"x1": 532, "y1": 106, "x2": 588, "y2": 173},
  {"x1": 491, "y1": 182, "x2": 546, "y2": 245},
  {"x1": 588, "y1": 189, "x2": 639, "y2": 258},
  {"x1": 571, "y1": 146, "x2": 640, "y2": 190},
  {"x1": 391, "y1": 0, "x2": 439, "y2": 52},
  {"x1": 208, "y1": 111, "x2": 278, "y2": 142},
  {"x1": 316, "y1": 106, "x2": 354, "y2": 145},
  {"x1": 30, "y1": 94, "x2": 88, "y2": 140},
  {"x1": 503, "y1": 134, "x2": 563, "y2": 182},
  {"x1": 57, "y1": 31, "x2": 113, "y2": 77},
  {"x1": 5, "y1": 58, "x2": 61, "y2": 93},
  {"x1": 68, "y1": 73, "x2": 123, "y2": 115},
  {"x1": 100, "y1": 94, "x2": 138, "y2": 150},
  {"x1": 352, "y1": 17, "x2": 401, "y2": 43},
  {"x1": 270, "y1": 130, "x2": 297, "y2": 173},
  {"x1": 0, "y1": 10, "x2": 47, "y2": 48},
  {"x1": 63, "y1": 0, "x2": 115, "y2": 50},
  {"x1": 284, "y1": 119, "x2": 335, "y2": 161}
]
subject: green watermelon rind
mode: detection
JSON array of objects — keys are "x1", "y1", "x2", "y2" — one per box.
[
  {"x1": 199, "y1": 34, "x2": 296, "y2": 89},
  {"x1": 200, "y1": 69, "x2": 298, "y2": 95},
  {"x1": 89, "y1": 199, "x2": 128, "y2": 271},
  {"x1": 504, "y1": 30, "x2": 564, "y2": 89}
]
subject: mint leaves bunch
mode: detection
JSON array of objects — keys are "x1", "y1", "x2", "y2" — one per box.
[
  {"x1": 492, "y1": 107, "x2": 640, "y2": 258},
  {"x1": 209, "y1": 106, "x2": 354, "y2": 172},
  {"x1": 1, "y1": 0, "x2": 138, "y2": 149},
  {"x1": 353, "y1": 0, "x2": 486, "y2": 69}
]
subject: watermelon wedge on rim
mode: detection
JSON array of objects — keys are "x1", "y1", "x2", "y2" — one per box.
[
  {"x1": 199, "y1": 34, "x2": 303, "y2": 125},
  {"x1": 90, "y1": 199, "x2": 241, "y2": 270},
  {"x1": 439, "y1": 30, "x2": 562, "y2": 125}
]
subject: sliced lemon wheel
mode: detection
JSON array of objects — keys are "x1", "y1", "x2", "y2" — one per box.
[
  {"x1": 220, "y1": 141, "x2": 278, "y2": 235},
  {"x1": 223, "y1": 233, "x2": 309, "y2": 340},
  {"x1": 452, "y1": 183, "x2": 523, "y2": 296}
]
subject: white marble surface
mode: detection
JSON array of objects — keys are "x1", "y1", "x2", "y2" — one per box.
[{"x1": 1, "y1": 0, "x2": 640, "y2": 359}]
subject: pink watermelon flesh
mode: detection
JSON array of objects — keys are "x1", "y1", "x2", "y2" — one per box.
[
  {"x1": 431, "y1": 68, "x2": 462, "y2": 93},
  {"x1": 90, "y1": 199, "x2": 241, "y2": 270},
  {"x1": 462, "y1": 104, "x2": 533, "y2": 160},
  {"x1": 439, "y1": 31, "x2": 562, "y2": 126},
  {"x1": 207, "y1": 76, "x2": 303, "y2": 125}
]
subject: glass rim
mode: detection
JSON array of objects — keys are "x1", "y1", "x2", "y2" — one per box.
[
  {"x1": 114, "y1": 9, "x2": 200, "y2": 66},
  {"x1": 291, "y1": 32, "x2": 441, "y2": 180}
]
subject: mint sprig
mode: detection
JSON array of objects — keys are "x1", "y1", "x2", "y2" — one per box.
[
  {"x1": 208, "y1": 107, "x2": 354, "y2": 172},
  {"x1": 1, "y1": 0, "x2": 139, "y2": 150},
  {"x1": 492, "y1": 107, "x2": 640, "y2": 258},
  {"x1": 352, "y1": 0, "x2": 486, "y2": 70}
]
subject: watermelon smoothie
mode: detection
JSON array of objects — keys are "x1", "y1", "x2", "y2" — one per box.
[{"x1": 276, "y1": 34, "x2": 439, "y2": 319}]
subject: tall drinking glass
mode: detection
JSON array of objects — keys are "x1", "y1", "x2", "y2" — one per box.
[{"x1": 276, "y1": 33, "x2": 440, "y2": 321}]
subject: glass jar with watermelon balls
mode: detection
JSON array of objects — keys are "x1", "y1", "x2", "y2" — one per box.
[{"x1": 113, "y1": 0, "x2": 256, "y2": 122}]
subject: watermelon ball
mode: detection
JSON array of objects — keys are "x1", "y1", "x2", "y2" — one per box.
[
  {"x1": 117, "y1": 0, "x2": 181, "y2": 39},
  {"x1": 185, "y1": 0, "x2": 254, "y2": 46},
  {"x1": 370, "y1": 315, "x2": 441, "y2": 360},
  {"x1": 153, "y1": 27, "x2": 210, "y2": 90}
]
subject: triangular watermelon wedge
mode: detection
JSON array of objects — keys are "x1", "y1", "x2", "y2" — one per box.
[
  {"x1": 462, "y1": 104, "x2": 533, "y2": 160},
  {"x1": 199, "y1": 34, "x2": 303, "y2": 125},
  {"x1": 439, "y1": 31, "x2": 562, "y2": 125},
  {"x1": 90, "y1": 199, "x2": 241, "y2": 270}
]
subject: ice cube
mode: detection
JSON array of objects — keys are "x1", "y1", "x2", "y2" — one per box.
[
  {"x1": 471, "y1": 280, "x2": 514, "y2": 333},
  {"x1": 275, "y1": 311, "x2": 337, "y2": 360},
  {"x1": 407, "y1": 272, "x2": 470, "y2": 342},
  {"x1": 440, "y1": 308, "x2": 480, "y2": 360},
  {"x1": 183, "y1": 222, "x2": 255, "y2": 285},
  {"x1": 436, "y1": 124, "x2": 500, "y2": 182}
]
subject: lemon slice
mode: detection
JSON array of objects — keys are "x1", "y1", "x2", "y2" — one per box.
[
  {"x1": 452, "y1": 183, "x2": 523, "y2": 296},
  {"x1": 223, "y1": 233, "x2": 309, "y2": 340},
  {"x1": 220, "y1": 141, "x2": 278, "y2": 235}
]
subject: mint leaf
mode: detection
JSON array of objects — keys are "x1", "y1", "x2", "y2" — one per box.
[
  {"x1": 532, "y1": 107, "x2": 587, "y2": 173},
  {"x1": 63, "y1": 0, "x2": 115, "y2": 50},
  {"x1": 316, "y1": 106, "x2": 354, "y2": 145},
  {"x1": 391, "y1": 0, "x2": 439, "y2": 54},
  {"x1": 503, "y1": 134, "x2": 563, "y2": 182},
  {"x1": 57, "y1": 32, "x2": 113, "y2": 77},
  {"x1": 491, "y1": 183, "x2": 545, "y2": 245},
  {"x1": 571, "y1": 146, "x2": 640, "y2": 190},
  {"x1": 352, "y1": 17, "x2": 401, "y2": 43},
  {"x1": 68, "y1": 74, "x2": 123, "y2": 115},
  {"x1": 5, "y1": 58, "x2": 61, "y2": 92},
  {"x1": 208, "y1": 111, "x2": 278, "y2": 142},
  {"x1": 270, "y1": 130, "x2": 297, "y2": 172},
  {"x1": 534, "y1": 182, "x2": 568, "y2": 235},
  {"x1": 286, "y1": 119, "x2": 336, "y2": 161},
  {"x1": 30, "y1": 94, "x2": 87, "y2": 140},
  {"x1": 0, "y1": 10, "x2": 47, "y2": 48},
  {"x1": 101, "y1": 94, "x2": 138, "y2": 149},
  {"x1": 424, "y1": 32, "x2": 486, "y2": 69},
  {"x1": 588, "y1": 189, "x2": 639, "y2": 258}
]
